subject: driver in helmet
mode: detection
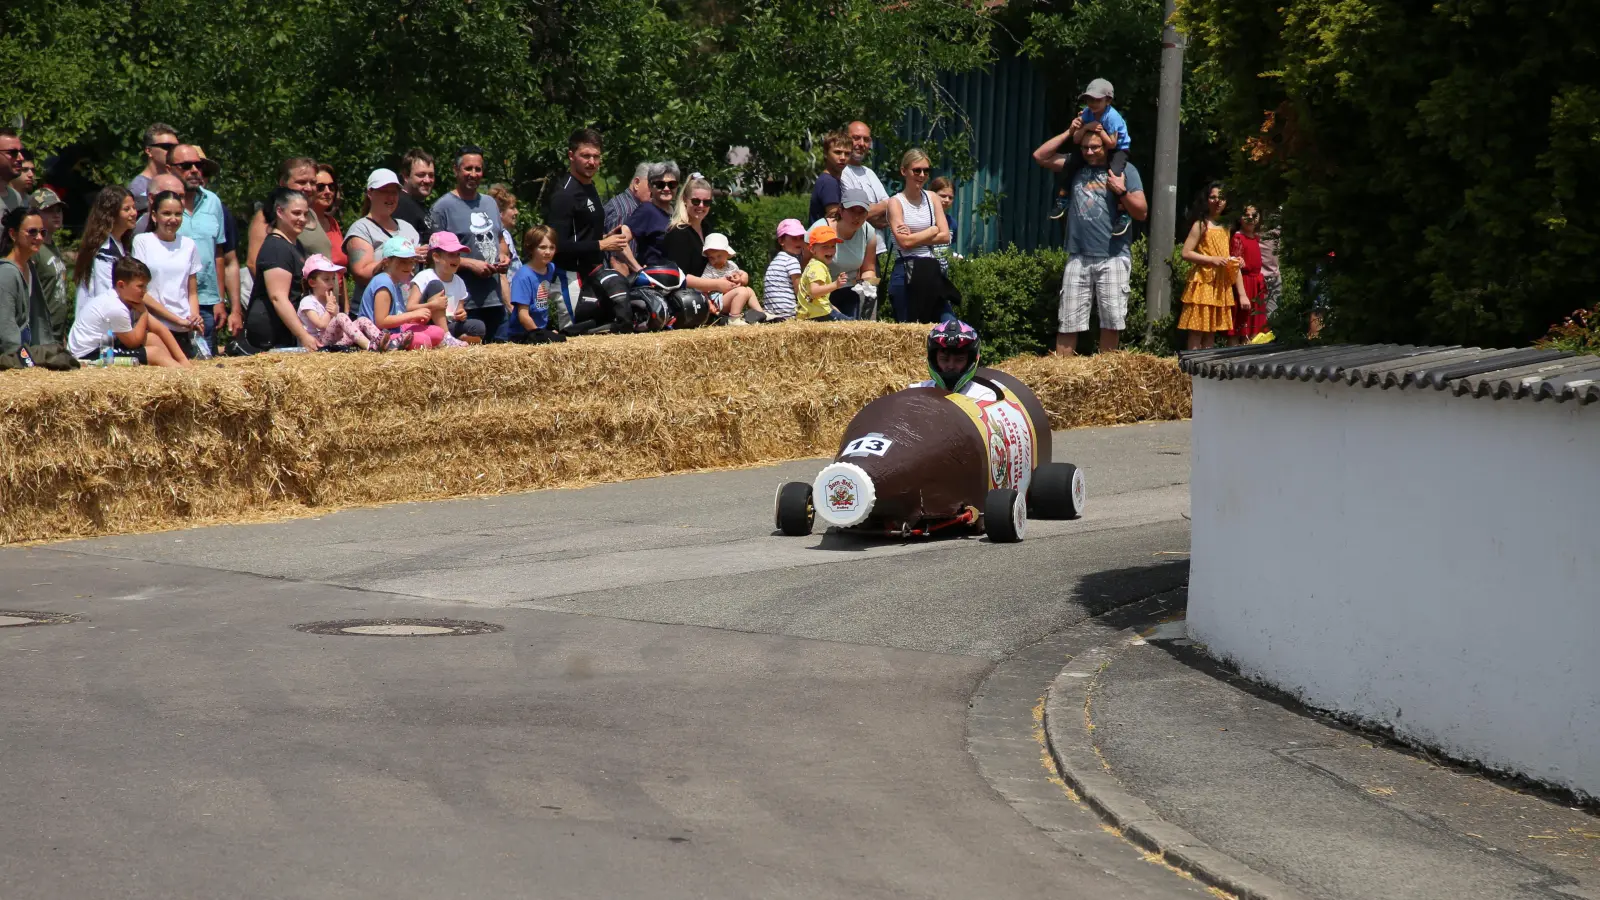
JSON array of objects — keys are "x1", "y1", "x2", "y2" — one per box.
[{"x1": 913, "y1": 320, "x2": 998, "y2": 401}]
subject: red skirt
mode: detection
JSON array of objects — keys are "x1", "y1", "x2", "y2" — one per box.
[{"x1": 1230, "y1": 270, "x2": 1268, "y2": 339}]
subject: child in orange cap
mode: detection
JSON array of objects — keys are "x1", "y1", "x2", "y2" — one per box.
[{"x1": 797, "y1": 224, "x2": 852, "y2": 321}]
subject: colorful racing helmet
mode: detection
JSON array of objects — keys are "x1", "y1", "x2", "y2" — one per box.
[{"x1": 926, "y1": 320, "x2": 981, "y2": 392}]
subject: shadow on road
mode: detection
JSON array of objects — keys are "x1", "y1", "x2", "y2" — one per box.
[{"x1": 1070, "y1": 558, "x2": 1189, "y2": 617}]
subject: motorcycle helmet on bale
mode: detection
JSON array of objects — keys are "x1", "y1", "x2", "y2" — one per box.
[
  {"x1": 926, "y1": 320, "x2": 981, "y2": 392},
  {"x1": 627, "y1": 285, "x2": 671, "y2": 331},
  {"x1": 637, "y1": 266, "x2": 705, "y2": 330},
  {"x1": 668, "y1": 288, "x2": 710, "y2": 329}
]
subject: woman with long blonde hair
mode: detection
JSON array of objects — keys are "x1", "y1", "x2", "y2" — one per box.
[
  {"x1": 886, "y1": 148, "x2": 953, "y2": 323},
  {"x1": 662, "y1": 175, "x2": 758, "y2": 319}
]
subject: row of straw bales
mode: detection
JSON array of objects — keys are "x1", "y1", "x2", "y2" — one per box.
[{"x1": 0, "y1": 323, "x2": 1190, "y2": 543}]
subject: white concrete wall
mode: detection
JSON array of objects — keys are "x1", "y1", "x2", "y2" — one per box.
[{"x1": 1188, "y1": 377, "x2": 1600, "y2": 799}]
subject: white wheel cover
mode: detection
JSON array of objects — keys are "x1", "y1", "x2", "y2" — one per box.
[
  {"x1": 812, "y1": 462, "x2": 876, "y2": 528},
  {"x1": 1012, "y1": 491, "x2": 1028, "y2": 539},
  {"x1": 1071, "y1": 467, "x2": 1087, "y2": 515}
]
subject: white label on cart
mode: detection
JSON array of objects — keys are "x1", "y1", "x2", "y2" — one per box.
[
  {"x1": 842, "y1": 434, "x2": 894, "y2": 458},
  {"x1": 981, "y1": 401, "x2": 1035, "y2": 492}
]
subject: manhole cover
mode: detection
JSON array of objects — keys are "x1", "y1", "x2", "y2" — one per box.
[
  {"x1": 0, "y1": 610, "x2": 83, "y2": 628},
  {"x1": 293, "y1": 618, "x2": 504, "y2": 637}
]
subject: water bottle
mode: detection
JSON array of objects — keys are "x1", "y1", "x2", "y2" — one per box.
[
  {"x1": 100, "y1": 332, "x2": 116, "y2": 367},
  {"x1": 193, "y1": 335, "x2": 213, "y2": 360}
]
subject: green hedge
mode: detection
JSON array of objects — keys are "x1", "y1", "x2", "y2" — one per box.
[{"x1": 947, "y1": 237, "x2": 1179, "y2": 360}]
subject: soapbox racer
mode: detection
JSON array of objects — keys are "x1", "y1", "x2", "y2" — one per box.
[{"x1": 773, "y1": 366, "x2": 1085, "y2": 542}]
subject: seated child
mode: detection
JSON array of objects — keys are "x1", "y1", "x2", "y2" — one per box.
[
  {"x1": 700, "y1": 232, "x2": 765, "y2": 324},
  {"x1": 504, "y1": 224, "x2": 569, "y2": 344},
  {"x1": 1050, "y1": 77, "x2": 1131, "y2": 231},
  {"x1": 67, "y1": 256, "x2": 190, "y2": 367},
  {"x1": 357, "y1": 236, "x2": 445, "y2": 350},
  {"x1": 297, "y1": 254, "x2": 383, "y2": 350},
  {"x1": 797, "y1": 224, "x2": 852, "y2": 322},
  {"x1": 760, "y1": 219, "x2": 807, "y2": 322},
  {"x1": 409, "y1": 233, "x2": 482, "y2": 347}
]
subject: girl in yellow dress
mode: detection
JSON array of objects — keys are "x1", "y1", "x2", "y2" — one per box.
[{"x1": 1178, "y1": 182, "x2": 1248, "y2": 349}]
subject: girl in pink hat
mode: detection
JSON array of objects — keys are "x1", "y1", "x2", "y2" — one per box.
[
  {"x1": 406, "y1": 232, "x2": 481, "y2": 346},
  {"x1": 297, "y1": 254, "x2": 384, "y2": 350}
]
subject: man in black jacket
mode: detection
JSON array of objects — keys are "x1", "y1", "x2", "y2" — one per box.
[{"x1": 545, "y1": 129, "x2": 633, "y2": 331}]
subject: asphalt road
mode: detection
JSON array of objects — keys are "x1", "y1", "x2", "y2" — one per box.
[{"x1": 1, "y1": 420, "x2": 1195, "y2": 900}]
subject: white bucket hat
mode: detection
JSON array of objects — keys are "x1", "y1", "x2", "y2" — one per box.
[{"x1": 702, "y1": 232, "x2": 736, "y2": 256}]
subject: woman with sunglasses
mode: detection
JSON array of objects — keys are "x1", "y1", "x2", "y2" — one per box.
[
  {"x1": 662, "y1": 176, "x2": 758, "y2": 321},
  {"x1": 0, "y1": 207, "x2": 58, "y2": 360},
  {"x1": 623, "y1": 161, "x2": 682, "y2": 270},
  {"x1": 1228, "y1": 206, "x2": 1268, "y2": 342},
  {"x1": 886, "y1": 148, "x2": 953, "y2": 323},
  {"x1": 310, "y1": 164, "x2": 348, "y2": 307}
]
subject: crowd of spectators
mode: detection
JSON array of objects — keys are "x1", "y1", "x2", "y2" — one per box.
[
  {"x1": 3, "y1": 79, "x2": 1215, "y2": 370},
  {"x1": 2, "y1": 116, "x2": 968, "y2": 370},
  {"x1": 7, "y1": 109, "x2": 1025, "y2": 370}
]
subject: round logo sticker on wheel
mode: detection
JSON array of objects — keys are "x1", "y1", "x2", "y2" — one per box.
[
  {"x1": 1072, "y1": 467, "x2": 1087, "y2": 513},
  {"x1": 826, "y1": 474, "x2": 859, "y2": 513},
  {"x1": 812, "y1": 462, "x2": 877, "y2": 528}
]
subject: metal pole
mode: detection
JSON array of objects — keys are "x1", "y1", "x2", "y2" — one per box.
[{"x1": 1146, "y1": 0, "x2": 1185, "y2": 328}]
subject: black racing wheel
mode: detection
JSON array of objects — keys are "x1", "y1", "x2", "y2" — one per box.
[
  {"x1": 984, "y1": 488, "x2": 1026, "y2": 543},
  {"x1": 775, "y1": 482, "x2": 815, "y2": 536},
  {"x1": 1028, "y1": 462, "x2": 1085, "y2": 519}
]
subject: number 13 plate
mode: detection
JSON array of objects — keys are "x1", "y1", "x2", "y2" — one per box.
[{"x1": 842, "y1": 433, "x2": 894, "y2": 458}]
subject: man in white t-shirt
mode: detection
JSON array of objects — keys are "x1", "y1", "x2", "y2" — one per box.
[{"x1": 843, "y1": 121, "x2": 892, "y2": 232}]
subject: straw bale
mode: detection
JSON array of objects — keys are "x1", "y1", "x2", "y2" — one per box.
[
  {"x1": 0, "y1": 323, "x2": 1187, "y2": 544},
  {"x1": 996, "y1": 351, "x2": 1193, "y2": 428}
]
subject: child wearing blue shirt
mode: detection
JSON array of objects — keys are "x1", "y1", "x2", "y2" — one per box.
[
  {"x1": 1050, "y1": 78, "x2": 1132, "y2": 233},
  {"x1": 503, "y1": 225, "x2": 569, "y2": 344}
]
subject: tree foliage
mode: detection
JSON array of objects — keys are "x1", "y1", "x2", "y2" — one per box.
[
  {"x1": 1, "y1": 0, "x2": 995, "y2": 216},
  {"x1": 1179, "y1": 0, "x2": 1600, "y2": 346}
]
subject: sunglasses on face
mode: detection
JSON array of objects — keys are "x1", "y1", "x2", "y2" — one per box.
[
  {"x1": 149, "y1": 142, "x2": 178, "y2": 152},
  {"x1": 19, "y1": 228, "x2": 45, "y2": 237},
  {"x1": 909, "y1": 167, "x2": 930, "y2": 176},
  {"x1": 688, "y1": 198, "x2": 712, "y2": 208},
  {"x1": 0, "y1": 148, "x2": 22, "y2": 157},
  {"x1": 173, "y1": 160, "x2": 203, "y2": 170},
  {"x1": 315, "y1": 182, "x2": 336, "y2": 193},
  {"x1": 653, "y1": 180, "x2": 678, "y2": 190}
]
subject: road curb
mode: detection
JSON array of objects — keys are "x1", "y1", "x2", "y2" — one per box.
[{"x1": 1041, "y1": 608, "x2": 1317, "y2": 900}]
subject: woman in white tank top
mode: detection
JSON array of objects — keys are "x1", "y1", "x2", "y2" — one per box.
[{"x1": 887, "y1": 148, "x2": 952, "y2": 322}]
